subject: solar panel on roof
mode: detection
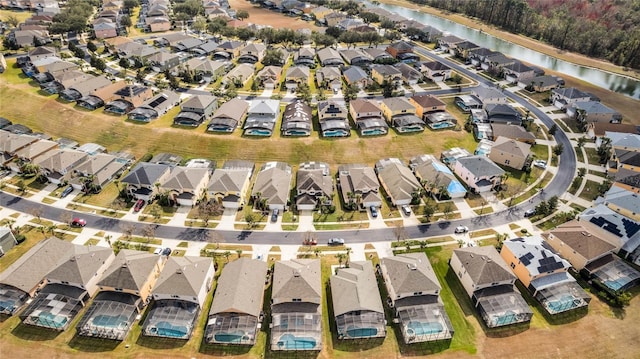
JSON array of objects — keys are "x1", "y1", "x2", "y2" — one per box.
[
  {"x1": 147, "y1": 95, "x2": 168, "y2": 108},
  {"x1": 519, "y1": 252, "x2": 534, "y2": 266},
  {"x1": 622, "y1": 218, "x2": 640, "y2": 238}
]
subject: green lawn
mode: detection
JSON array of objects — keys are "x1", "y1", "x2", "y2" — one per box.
[{"x1": 578, "y1": 180, "x2": 602, "y2": 201}]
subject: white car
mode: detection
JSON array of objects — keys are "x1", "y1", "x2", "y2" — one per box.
[
  {"x1": 328, "y1": 238, "x2": 345, "y2": 245},
  {"x1": 454, "y1": 226, "x2": 469, "y2": 234},
  {"x1": 533, "y1": 160, "x2": 547, "y2": 169}
]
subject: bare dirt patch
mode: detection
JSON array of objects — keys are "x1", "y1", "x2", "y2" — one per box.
[{"x1": 228, "y1": 0, "x2": 321, "y2": 31}]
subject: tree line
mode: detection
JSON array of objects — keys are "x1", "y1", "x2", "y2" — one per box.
[{"x1": 409, "y1": 0, "x2": 640, "y2": 70}]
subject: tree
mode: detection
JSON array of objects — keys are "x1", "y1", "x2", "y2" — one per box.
[
  {"x1": 382, "y1": 80, "x2": 394, "y2": 98},
  {"x1": 443, "y1": 202, "x2": 453, "y2": 219},
  {"x1": 344, "y1": 247, "x2": 353, "y2": 267},
  {"x1": 553, "y1": 143, "x2": 564, "y2": 156},
  {"x1": 147, "y1": 203, "x2": 162, "y2": 222},
  {"x1": 123, "y1": 0, "x2": 139, "y2": 10},
  {"x1": 577, "y1": 136, "x2": 587, "y2": 149},
  {"x1": 262, "y1": 49, "x2": 285, "y2": 66},
  {"x1": 59, "y1": 212, "x2": 73, "y2": 228},
  {"x1": 141, "y1": 224, "x2": 156, "y2": 243},
  {"x1": 90, "y1": 56, "x2": 106, "y2": 72},
  {"x1": 192, "y1": 16, "x2": 207, "y2": 33},
  {"x1": 423, "y1": 205, "x2": 434, "y2": 221},
  {"x1": 597, "y1": 137, "x2": 612, "y2": 164},
  {"x1": 336, "y1": 252, "x2": 347, "y2": 268},
  {"x1": 548, "y1": 124, "x2": 558, "y2": 136},
  {"x1": 325, "y1": 26, "x2": 344, "y2": 39},
  {"x1": 343, "y1": 83, "x2": 359, "y2": 101},
  {"x1": 197, "y1": 200, "x2": 223, "y2": 227},
  {"x1": 120, "y1": 15, "x2": 132, "y2": 29},
  {"x1": 296, "y1": 82, "x2": 312, "y2": 104},
  {"x1": 236, "y1": 9, "x2": 250, "y2": 21},
  {"x1": 236, "y1": 249, "x2": 243, "y2": 259},
  {"x1": 5, "y1": 14, "x2": 19, "y2": 28},
  {"x1": 360, "y1": 12, "x2": 379, "y2": 24},
  {"x1": 87, "y1": 41, "x2": 97, "y2": 53},
  {"x1": 577, "y1": 167, "x2": 586, "y2": 178},
  {"x1": 223, "y1": 250, "x2": 232, "y2": 262},
  {"x1": 29, "y1": 207, "x2": 44, "y2": 223},
  {"x1": 245, "y1": 213, "x2": 256, "y2": 228},
  {"x1": 119, "y1": 57, "x2": 131, "y2": 75}
]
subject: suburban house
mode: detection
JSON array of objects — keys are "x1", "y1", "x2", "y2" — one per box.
[
  {"x1": 480, "y1": 52, "x2": 516, "y2": 73},
  {"x1": 502, "y1": 61, "x2": 536, "y2": 84},
  {"x1": 13, "y1": 138, "x2": 58, "y2": 166},
  {"x1": 324, "y1": 11, "x2": 347, "y2": 27},
  {"x1": 27, "y1": 46, "x2": 56, "y2": 62},
  {"x1": 284, "y1": 66, "x2": 310, "y2": 91},
  {"x1": 128, "y1": 90, "x2": 180, "y2": 122},
  {"x1": 317, "y1": 47, "x2": 343, "y2": 67},
  {"x1": 551, "y1": 87, "x2": 594, "y2": 110},
  {"x1": 331, "y1": 261, "x2": 386, "y2": 340},
  {"x1": 147, "y1": 51, "x2": 181, "y2": 72},
  {"x1": 410, "y1": 154, "x2": 467, "y2": 199},
  {"x1": 0, "y1": 131, "x2": 40, "y2": 168},
  {"x1": 342, "y1": 66, "x2": 370, "y2": 89},
  {"x1": 371, "y1": 64, "x2": 402, "y2": 86},
  {"x1": 105, "y1": 85, "x2": 154, "y2": 115},
  {"x1": 375, "y1": 158, "x2": 421, "y2": 206},
  {"x1": 395, "y1": 62, "x2": 422, "y2": 85},
  {"x1": 437, "y1": 35, "x2": 464, "y2": 53},
  {"x1": 386, "y1": 40, "x2": 416, "y2": 62},
  {"x1": 339, "y1": 48, "x2": 372, "y2": 67},
  {"x1": 19, "y1": 245, "x2": 114, "y2": 331},
  {"x1": 172, "y1": 37, "x2": 205, "y2": 52},
  {"x1": 490, "y1": 124, "x2": 536, "y2": 144},
  {"x1": 606, "y1": 132, "x2": 640, "y2": 173},
  {"x1": 120, "y1": 162, "x2": 172, "y2": 201},
  {"x1": 543, "y1": 220, "x2": 640, "y2": 292},
  {"x1": 472, "y1": 86, "x2": 508, "y2": 106},
  {"x1": 380, "y1": 253, "x2": 454, "y2": 343},
  {"x1": 182, "y1": 58, "x2": 228, "y2": 81},
  {"x1": 453, "y1": 155, "x2": 505, "y2": 193},
  {"x1": 0, "y1": 238, "x2": 98, "y2": 316},
  {"x1": 296, "y1": 161, "x2": 334, "y2": 211},
  {"x1": 597, "y1": 185, "x2": 640, "y2": 222},
  {"x1": 282, "y1": 100, "x2": 313, "y2": 136},
  {"x1": 579, "y1": 204, "x2": 640, "y2": 261},
  {"x1": 453, "y1": 41, "x2": 481, "y2": 59},
  {"x1": 587, "y1": 123, "x2": 638, "y2": 141},
  {"x1": 363, "y1": 47, "x2": 394, "y2": 62},
  {"x1": 174, "y1": 95, "x2": 218, "y2": 127},
  {"x1": 77, "y1": 81, "x2": 128, "y2": 111},
  {"x1": 223, "y1": 63, "x2": 254, "y2": 87},
  {"x1": 143, "y1": 256, "x2": 215, "y2": 340},
  {"x1": 255, "y1": 65, "x2": 283, "y2": 90},
  {"x1": 418, "y1": 61, "x2": 452, "y2": 82},
  {"x1": 520, "y1": 75, "x2": 562, "y2": 92},
  {"x1": 35, "y1": 148, "x2": 88, "y2": 184},
  {"x1": 40, "y1": 70, "x2": 92, "y2": 94},
  {"x1": 500, "y1": 236, "x2": 591, "y2": 315},
  {"x1": 238, "y1": 43, "x2": 267, "y2": 64},
  {"x1": 488, "y1": 136, "x2": 532, "y2": 170},
  {"x1": 349, "y1": 99, "x2": 388, "y2": 136},
  {"x1": 76, "y1": 250, "x2": 163, "y2": 341},
  {"x1": 472, "y1": 104, "x2": 522, "y2": 125},
  {"x1": 337, "y1": 163, "x2": 382, "y2": 210},
  {"x1": 451, "y1": 246, "x2": 533, "y2": 328},
  {"x1": 116, "y1": 41, "x2": 159, "y2": 60},
  {"x1": 380, "y1": 97, "x2": 425, "y2": 133},
  {"x1": 205, "y1": 258, "x2": 267, "y2": 345},
  {"x1": 317, "y1": 100, "x2": 350, "y2": 137},
  {"x1": 69, "y1": 153, "x2": 126, "y2": 192},
  {"x1": 252, "y1": 162, "x2": 292, "y2": 211},
  {"x1": 58, "y1": 75, "x2": 112, "y2": 102},
  {"x1": 0, "y1": 228, "x2": 17, "y2": 257},
  {"x1": 207, "y1": 98, "x2": 248, "y2": 133},
  {"x1": 454, "y1": 95, "x2": 483, "y2": 113},
  {"x1": 294, "y1": 47, "x2": 316, "y2": 67},
  {"x1": 567, "y1": 101, "x2": 622, "y2": 125},
  {"x1": 207, "y1": 160, "x2": 254, "y2": 209},
  {"x1": 93, "y1": 19, "x2": 118, "y2": 39},
  {"x1": 160, "y1": 166, "x2": 211, "y2": 206},
  {"x1": 151, "y1": 152, "x2": 183, "y2": 166},
  {"x1": 270, "y1": 259, "x2": 322, "y2": 351},
  {"x1": 244, "y1": 99, "x2": 280, "y2": 137},
  {"x1": 315, "y1": 66, "x2": 342, "y2": 92},
  {"x1": 190, "y1": 40, "x2": 219, "y2": 56}
]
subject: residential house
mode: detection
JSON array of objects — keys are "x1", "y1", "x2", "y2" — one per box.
[
  {"x1": 19, "y1": 245, "x2": 114, "y2": 331},
  {"x1": 0, "y1": 131, "x2": 39, "y2": 168},
  {"x1": 270, "y1": 259, "x2": 322, "y2": 351},
  {"x1": 472, "y1": 86, "x2": 508, "y2": 106},
  {"x1": 70, "y1": 153, "x2": 126, "y2": 192},
  {"x1": 551, "y1": 87, "x2": 594, "y2": 110},
  {"x1": 386, "y1": 40, "x2": 416, "y2": 62},
  {"x1": 473, "y1": 104, "x2": 521, "y2": 125},
  {"x1": 587, "y1": 123, "x2": 638, "y2": 141},
  {"x1": 597, "y1": 185, "x2": 640, "y2": 222},
  {"x1": 502, "y1": 61, "x2": 536, "y2": 84},
  {"x1": 190, "y1": 40, "x2": 219, "y2": 56},
  {"x1": 174, "y1": 95, "x2": 218, "y2": 127},
  {"x1": 310, "y1": 6, "x2": 333, "y2": 23},
  {"x1": 349, "y1": 99, "x2": 388, "y2": 136},
  {"x1": 371, "y1": 64, "x2": 402, "y2": 86},
  {"x1": 213, "y1": 40, "x2": 244, "y2": 60},
  {"x1": 207, "y1": 98, "x2": 249, "y2": 133},
  {"x1": 394, "y1": 62, "x2": 421, "y2": 85},
  {"x1": 77, "y1": 250, "x2": 163, "y2": 341},
  {"x1": 116, "y1": 41, "x2": 159, "y2": 60},
  {"x1": 13, "y1": 138, "x2": 58, "y2": 167},
  {"x1": 0, "y1": 228, "x2": 17, "y2": 258},
  {"x1": 363, "y1": 47, "x2": 393, "y2": 62},
  {"x1": 128, "y1": 90, "x2": 179, "y2": 122},
  {"x1": 450, "y1": 246, "x2": 533, "y2": 328},
  {"x1": 454, "y1": 41, "x2": 480, "y2": 59},
  {"x1": 579, "y1": 204, "x2": 640, "y2": 261},
  {"x1": 375, "y1": 158, "x2": 421, "y2": 206},
  {"x1": 324, "y1": 11, "x2": 347, "y2": 27},
  {"x1": 410, "y1": 154, "x2": 467, "y2": 199},
  {"x1": 150, "y1": 152, "x2": 182, "y2": 166},
  {"x1": 41, "y1": 70, "x2": 92, "y2": 94},
  {"x1": 28, "y1": 46, "x2": 56, "y2": 63},
  {"x1": 160, "y1": 166, "x2": 211, "y2": 206},
  {"x1": 317, "y1": 100, "x2": 350, "y2": 137},
  {"x1": 77, "y1": 81, "x2": 127, "y2": 110},
  {"x1": 454, "y1": 95, "x2": 482, "y2": 113},
  {"x1": 207, "y1": 160, "x2": 254, "y2": 209},
  {"x1": 284, "y1": 65, "x2": 310, "y2": 91},
  {"x1": 567, "y1": 101, "x2": 622, "y2": 125},
  {"x1": 255, "y1": 65, "x2": 283, "y2": 90},
  {"x1": 418, "y1": 61, "x2": 452, "y2": 82},
  {"x1": 105, "y1": 85, "x2": 154, "y2": 115},
  {"x1": 489, "y1": 136, "x2": 531, "y2": 170},
  {"x1": 453, "y1": 155, "x2": 505, "y2": 193},
  {"x1": 296, "y1": 161, "x2": 333, "y2": 211},
  {"x1": 182, "y1": 58, "x2": 228, "y2": 81},
  {"x1": 205, "y1": 258, "x2": 267, "y2": 345},
  {"x1": 238, "y1": 43, "x2": 267, "y2": 64},
  {"x1": 93, "y1": 19, "x2": 118, "y2": 39},
  {"x1": 59, "y1": 75, "x2": 112, "y2": 102},
  {"x1": 147, "y1": 51, "x2": 180, "y2": 72},
  {"x1": 437, "y1": 35, "x2": 464, "y2": 53},
  {"x1": 317, "y1": 47, "x2": 343, "y2": 67},
  {"x1": 606, "y1": 132, "x2": 640, "y2": 174},
  {"x1": 480, "y1": 52, "x2": 515, "y2": 73},
  {"x1": 380, "y1": 253, "x2": 454, "y2": 343},
  {"x1": 153, "y1": 33, "x2": 191, "y2": 48},
  {"x1": 339, "y1": 48, "x2": 372, "y2": 67},
  {"x1": 332, "y1": 261, "x2": 386, "y2": 340},
  {"x1": 501, "y1": 236, "x2": 591, "y2": 315},
  {"x1": 147, "y1": 16, "x2": 171, "y2": 32},
  {"x1": 342, "y1": 66, "x2": 369, "y2": 89},
  {"x1": 120, "y1": 162, "x2": 171, "y2": 201},
  {"x1": 172, "y1": 37, "x2": 205, "y2": 53},
  {"x1": 380, "y1": 97, "x2": 424, "y2": 133},
  {"x1": 520, "y1": 75, "x2": 562, "y2": 92},
  {"x1": 223, "y1": 63, "x2": 254, "y2": 87},
  {"x1": 143, "y1": 256, "x2": 214, "y2": 340},
  {"x1": 282, "y1": 100, "x2": 312, "y2": 136},
  {"x1": 244, "y1": 99, "x2": 280, "y2": 136},
  {"x1": 8, "y1": 29, "x2": 50, "y2": 48},
  {"x1": 337, "y1": 163, "x2": 382, "y2": 209},
  {"x1": 294, "y1": 47, "x2": 316, "y2": 67},
  {"x1": 409, "y1": 94, "x2": 447, "y2": 121},
  {"x1": 35, "y1": 148, "x2": 88, "y2": 184},
  {"x1": 252, "y1": 162, "x2": 292, "y2": 211},
  {"x1": 315, "y1": 66, "x2": 342, "y2": 92},
  {"x1": 490, "y1": 124, "x2": 536, "y2": 144}
]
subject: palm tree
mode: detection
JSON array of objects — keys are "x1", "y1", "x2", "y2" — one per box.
[
  {"x1": 336, "y1": 253, "x2": 347, "y2": 268},
  {"x1": 344, "y1": 247, "x2": 353, "y2": 267},
  {"x1": 236, "y1": 249, "x2": 243, "y2": 259},
  {"x1": 223, "y1": 250, "x2": 231, "y2": 262}
]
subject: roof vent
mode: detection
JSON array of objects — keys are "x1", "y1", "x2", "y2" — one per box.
[
  {"x1": 407, "y1": 263, "x2": 418, "y2": 270},
  {"x1": 293, "y1": 269, "x2": 301, "y2": 277},
  {"x1": 176, "y1": 269, "x2": 182, "y2": 275}
]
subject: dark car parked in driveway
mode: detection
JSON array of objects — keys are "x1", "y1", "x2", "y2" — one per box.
[{"x1": 60, "y1": 186, "x2": 73, "y2": 198}]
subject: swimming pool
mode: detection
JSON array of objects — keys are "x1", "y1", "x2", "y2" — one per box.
[
  {"x1": 150, "y1": 321, "x2": 190, "y2": 339},
  {"x1": 0, "y1": 299, "x2": 16, "y2": 313},
  {"x1": 429, "y1": 122, "x2": 454, "y2": 130},
  {"x1": 406, "y1": 321, "x2": 444, "y2": 336},
  {"x1": 345, "y1": 326, "x2": 378, "y2": 338},
  {"x1": 214, "y1": 330, "x2": 250, "y2": 343},
  {"x1": 277, "y1": 334, "x2": 317, "y2": 350},
  {"x1": 361, "y1": 129, "x2": 386, "y2": 136},
  {"x1": 605, "y1": 279, "x2": 625, "y2": 291},
  {"x1": 246, "y1": 130, "x2": 272, "y2": 136},
  {"x1": 92, "y1": 314, "x2": 129, "y2": 329},
  {"x1": 32, "y1": 312, "x2": 68, "y2": 329},
  {"x1": 546, "y1": 295, "x2": 580, "y2": 313}
]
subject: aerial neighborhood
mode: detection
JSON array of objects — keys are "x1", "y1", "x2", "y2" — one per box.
[{"x1": 0, "y1": 0, "x2": 639, "y2": 358}]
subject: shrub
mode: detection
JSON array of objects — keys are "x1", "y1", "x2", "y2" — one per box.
[
  {"x1": 139, "y1": 153, "x2": 153, "y2": 162},
  {"x1": 15, "y1": 234, "x2": 26, "y2": 244}
]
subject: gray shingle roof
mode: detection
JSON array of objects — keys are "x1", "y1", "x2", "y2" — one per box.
[
  {"x1": 453, "y1": 246, "x2": 515, "y2": 286},
  {"x1": 153, "y1": 256, "x2": 213, "y2": 300},
  {"x1": 331, "y1": 261, "x2": 384, "y2": 317},
  {"x1": 121, "y1": 162, "x2": 170, "y2": 186},
  {"x1": 382, "y1": 252, "x2": 441, "y2": 294},
  {"x1": 272, "y1": 259, "x2": 321, "y2": 302},
  {"x1": 457, "y1": 155, "x2": 506, "y2": 178},
  {"x1": 98, "y1": 250, "x2": 160, "y2": 292},
  {"x1": 210, "y1": 258, "x2": 267, "y2": 317}
]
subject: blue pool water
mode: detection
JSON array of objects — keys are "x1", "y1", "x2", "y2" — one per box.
[
  {"x1": 35, "y1": 312, "x2": 68, "y2": 328},
  {"x1": 324, "y1": 131, "x2": 348, "y2": 137},
  {"x1": 0, "y1": 299, "x2": 16, "y2": 313},
  {"x1": 407, "y1": 321, "x2": 444, "y2": 335},
  {"x1": 345, "y1": 326, "x2": 378, "y2": 338},
  {"x1": 92, "y1": 314, "x2": 128, "y2": 328},
  {"x1": 429, "y1": 122, "x2": 454, "y2": 129},
  {"x1": 277, "y1": 334, "x2": 317, "y2": 350},
  {"x1": 214, "y1": 331, "x2": 248, "y2": 343},
  {"x1": 605, "y1": 279, "x2": 625, "y2": 291},
  {"x1": 362, "y1": 129, "x2": 386, "y2": 136},
  {"x1": 547, "y1": 295, "x2": 579, "y2": 313},
  {"x1": 247, "y1": 130, "x2": 272, "y2": 136},
  {"x1": 154, "y1": 321, "x2": 189, "y2": 338}
]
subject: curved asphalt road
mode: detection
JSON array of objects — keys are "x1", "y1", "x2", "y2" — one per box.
[{"x1": 0, "y1": 48, "x2": 577, "y2": 246}]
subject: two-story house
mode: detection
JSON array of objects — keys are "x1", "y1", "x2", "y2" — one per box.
[
  {"x1": 375, "y1": 158, "x2": 421, "y2": 206},
  {"x1": 296, "y1": 161, "x2": 333, "y2": 211},
  {"x1": 243, "y1": 99, "x2": 280, "y2": 136},
  {"x1": 453, "y1": 155, "x2": 505, "y2": 193},
  {"x1": 120, "y1": 162, "x2": 172, "y2": 201},
  {"x1": 317, "y1": 100, "x2": 350, "y2": 137},
  {"x1": 337, "y1": 163, "x2": 382, "y2": 210},
  {"x1": 380, "y1": 97, "x2": 425, "y2": 133},
  {"x1": 207, "y1": 160, "x2": 254, "y2": 209},
  {"x1": 349, "y1": 99, "x2": 388, "y2": 136}
]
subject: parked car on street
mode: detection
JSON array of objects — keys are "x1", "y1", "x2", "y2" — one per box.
[
  {"x1": 328, "y1": 238, "x2": 345, "y2": 245},
  {"x1": 454, "y1": 225, "x2": 469, "y2": 234},
  {"x1": 71, "y1": 218, "x2": 86, "y2": 227},
  {"x1": 524, "y1": 208, "x2": 537, "y2": 217}
]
